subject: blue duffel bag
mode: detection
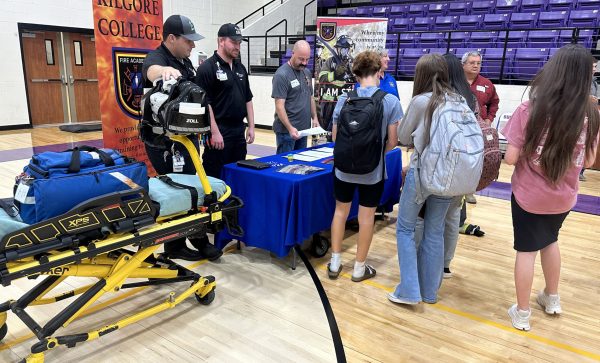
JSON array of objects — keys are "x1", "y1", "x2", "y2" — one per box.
[{"x1": 14, "y1": 146, "x2": 148, "y2": 224}]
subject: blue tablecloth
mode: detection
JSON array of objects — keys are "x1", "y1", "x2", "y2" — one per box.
[{"x1": 216, "y1": 144, "x2": 402, "y2": 257}]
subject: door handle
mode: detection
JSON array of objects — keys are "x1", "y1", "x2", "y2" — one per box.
[
  {"x1": 68, "y1": 75, "x2": 74, "y2": 85},
  {"x1": 31, "y1": 78, "x2": 63, "y2": 83}
]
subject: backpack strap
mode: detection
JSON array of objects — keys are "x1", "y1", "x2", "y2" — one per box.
[
  {"x1": 157, "y1": 175, "x2": 198, "y2": 212},
  {"x1": 372, "y1": 89, "x2": 388, "y2": 181}
]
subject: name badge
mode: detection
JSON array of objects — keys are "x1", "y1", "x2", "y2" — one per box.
[
  {"x1": 290, "y1": 79, "x2": 300, "y2": 88},
  {"x1": 216, "y1": 69, "x2": 228, "y2": 81},
  {"x1": 476, "y1": 85, "x2": 486, "y2": 92},
  {"x1": 172, "y1": 152, "x2": 185, "y2": 173}
]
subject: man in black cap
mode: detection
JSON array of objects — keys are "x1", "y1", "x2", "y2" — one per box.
[
  {"x1": 195, "y1": 23, "x2": 255, "y2": 179},
  {"x1": 141, "y1": 14, "x2": 222, "y2": 262}
]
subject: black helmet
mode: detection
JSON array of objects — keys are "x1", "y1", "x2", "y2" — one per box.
[{"x1": 335, "y1": 35, "x2": 354, "y2": 49}]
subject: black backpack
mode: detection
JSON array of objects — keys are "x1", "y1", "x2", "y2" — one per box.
[
  {"x1": 139, "y1": 79, "x2": 210, "y2": 149},
  {"x1": 334, "y1": 89, "x2": 387, "y2": 174}
]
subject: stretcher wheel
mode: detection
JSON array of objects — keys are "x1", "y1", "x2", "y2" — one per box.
[
  {"x1": 195, "y1": 287, "x2": 215, "y2": 305},
  {"x1": 310, "y1": 234, "x2": 330, "y2": 258},
  {"x1": 0, "y1": 323, "x2": 7, "y2": 341}
]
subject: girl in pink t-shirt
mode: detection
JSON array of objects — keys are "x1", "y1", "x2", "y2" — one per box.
[{"x1": 502, "y1": 44, "x2": 600, "y2": 331}]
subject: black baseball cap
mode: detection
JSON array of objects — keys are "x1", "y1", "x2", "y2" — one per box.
[
  {"x1": 218, "y1": 23, "x2": 244, "y2": 41},
  {"x1": 163, "y1": 15, "x2": 204, "y2": 41}
]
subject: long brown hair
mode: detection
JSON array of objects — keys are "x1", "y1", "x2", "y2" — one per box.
[
  {"x1": 412, "y1": 53, "x2": 452, "y2": 144},
  {"x1": 523, "y1": 44, "x2": 600, "y2": 184}
]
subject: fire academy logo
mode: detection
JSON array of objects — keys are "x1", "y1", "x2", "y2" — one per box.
[
  {"x1": 113, "y1": 48, "x2": 148, "y2": 119},
  {"x1": 320, "y1": 22, "x2": 336, "y2": 42}
]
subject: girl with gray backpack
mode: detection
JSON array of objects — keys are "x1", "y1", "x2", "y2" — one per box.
[{"x1": 389, "y1": 54, "x2": 483, "y2": 305}]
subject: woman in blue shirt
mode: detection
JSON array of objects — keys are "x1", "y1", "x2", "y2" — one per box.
[{"x1": 356, "y1": 49, "x2": 399, "y2": 99}]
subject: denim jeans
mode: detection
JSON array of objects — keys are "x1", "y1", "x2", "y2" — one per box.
[
  {"x1": 414, "y1": 196, "x2": 462, "y2": 269},
  {"x1": 276, "y1": 132, "x2": 308, "y2": 154},
  {"x1": 393, "y1": 168, "x2": 452, "y2": 303}
]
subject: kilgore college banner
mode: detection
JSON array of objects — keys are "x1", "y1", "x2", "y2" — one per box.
[
  {"x1": 315, "y1": 17, "x2": 387, "y2": 130},
  {"x1": 93, "y1": 0, "x2": 163, "y2": 173}
]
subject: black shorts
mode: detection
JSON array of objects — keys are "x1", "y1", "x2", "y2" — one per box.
[
  {"x1": 333, "y1": 175, "x2": 384, "y2": 208},
  {"x1": 511, "y1": 194, "x2": 569, "y2": 252}
]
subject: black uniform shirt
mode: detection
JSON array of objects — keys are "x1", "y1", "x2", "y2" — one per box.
[
  {"x1": 195, "y1": 51, "x2": 253, "y2": 126},
  {"x1": 142, "y1": 43, "x2": 196, "y2": 86}
]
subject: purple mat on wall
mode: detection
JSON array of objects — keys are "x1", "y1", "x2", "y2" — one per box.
[{"x1": 477, "y1": 181, "x2": 600, "y2": 216}]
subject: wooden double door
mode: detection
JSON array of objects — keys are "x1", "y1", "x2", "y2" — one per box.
[{"x1": 21, "y1": 27, "x2": 100, "y2": 125}]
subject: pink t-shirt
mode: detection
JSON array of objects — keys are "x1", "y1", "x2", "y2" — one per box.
[{"x1": 502, "y1": 101, "x2": 590, "y2": 214}]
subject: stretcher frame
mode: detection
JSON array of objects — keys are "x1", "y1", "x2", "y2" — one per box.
[{"x1": 0, "y1": 134, "x2": 243, "y2": 362}]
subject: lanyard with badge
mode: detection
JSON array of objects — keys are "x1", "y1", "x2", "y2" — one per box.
[
  {"x1": 216, "y1": 61, "x2": 228, "y2": 81},
  {"x1": 288, "y1": 62, "x2": 307, "y2": 93}
]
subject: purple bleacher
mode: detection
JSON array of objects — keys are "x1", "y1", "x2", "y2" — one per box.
[
  {"x1": 527, "y1": 29, "x2": 559, "y2": 47},
  {"x1": 538, "y1": 11, "x2": 569, "y2": 27},
  {"x1": 399, "y1": 33, "x2": 419, "y2": 48},
  {"x1": 510, "y1": 12, "x2": 539, "y2": 28},
  {"x1": 512, "y1": 48, "x2": 550, "y2": 79},
  {"x1": 429, "y1": 3, "x2": 449, "y2": 16},
  {"x1": 484, "y1": 13, "x2": 510, "y2": 29},
  {"x1": 419, "y1": 32, "x2": 445, "y2": 48},
  {"x1": 390, "y1": 5, "x2": 409, "y2": 16},
  {"x1": 459, "y1": 14, "x2": 484, "y2": 30},
  {"x1": 470, "y1": 31, "x2": 499, "y2": 48},
  {"x1": 520, "y1": 0, "x2": 545, "y2": 12},
  {"x1": 497, "y1": 30, "x2": 528, "y2": 48},
  {"x1": 495, "y1": 0, "x2": 521, "y2": 14},
  {"x1": 576, "y1": 0, "x2": 600, "y2": 10},
  {"x1": 338, "y1": 8, "x2": 356, "y2": 17},
  {"x1": 412, "y1": 16, "x2": 435, "y2": 31},
  {"x1": 448, "y1": 1, "x2": 473, "y2": 16},
  {"x1": 429, "y1": 48, "x2": 450, "y2": 55},
  {"x1": 568, "y1": 9, "x2": 600, "y2": 27},
  {"x1": 471, "y1": 0, "x2": 496, "y2": 14},
  {"x1": 409, "y1": 4, "x2": 428, "y2": 17},
  {"x1": 446, "y1": 31, "x2": 471, "y2": 47},
  {"x1": 356, "y1": 7, "x2": 372, "y2": 17},
  {"x1": 436, "y1": 16, "x2": 459, "y2": 30},
  {"x1": 372, "y1": 6, "x2": 389, "y2": 17},
  {"x1": 547, "y1": 0, "x2": 573, "y2": 11},
  {"x1": 558, "y1": 29, "x2": 594, "y2": 47},
  {"x1": 318, "y1": 0, "x2": 336, "y2": 7},
  {"x1": 392, "y1": 18, "x2": 412, "y2": 31},
  {"x1": 386, "y1": 34, "x2": 398, "y2": 48},
  {"x1": 399, "y1": 48, "x2": 429, "y2": 77},
  {"x1": 482, "y1": 48, "x2": 514, "y2": 79}
]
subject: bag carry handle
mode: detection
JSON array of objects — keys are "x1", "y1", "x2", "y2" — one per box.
[{"x1": 68, "y1": 146, "x2": 116, "y2": 173}]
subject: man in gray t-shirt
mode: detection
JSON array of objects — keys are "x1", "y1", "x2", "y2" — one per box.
[{"x1": 271, "y1": 40, "x2": 319, "y2": 154}]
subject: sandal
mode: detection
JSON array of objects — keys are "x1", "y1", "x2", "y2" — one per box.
[
  {"x1": 327, "y1": 263, "x2": 342, "y2": 279},
  {"x1": 351, "y1": 264, "x2": 376, "y2": 282}
]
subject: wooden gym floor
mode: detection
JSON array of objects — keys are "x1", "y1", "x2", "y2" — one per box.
[{"x1": 0, "y1": 127, "x2": 598, "y2": 362}]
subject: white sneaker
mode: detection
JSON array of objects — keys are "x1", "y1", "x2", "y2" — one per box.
[
  {"x1": 443, "y1": 268, "x2": 452, "y2": 279},
  {"x1": 387, "y1": 292, "x2": 419, "y2": 305},
  {"x1": 508, "y1": 304, "x2": 531, "y2": 331},
  {"x1": 537, "y1": 290, "x2": 562, "y2": 315}
]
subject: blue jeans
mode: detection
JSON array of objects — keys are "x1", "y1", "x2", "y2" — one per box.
[
  {"x1": 393, "y1": 168, "x2": 451, "y2": 303},
  {"x1": 414, "y1": 196, "x2": 462, "y2": 269},
  {"x1": 276, "y1": 132, "x2": 307, "y2": 154}
]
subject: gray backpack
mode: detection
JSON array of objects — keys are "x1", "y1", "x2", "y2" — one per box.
[{"x1": 417, "y1": 93, "x2": 484, "y2": 197}]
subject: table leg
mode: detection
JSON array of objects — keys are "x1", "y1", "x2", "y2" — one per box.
[{"x1": 291, "y1": 247, "x2": 297, "y2": 270}]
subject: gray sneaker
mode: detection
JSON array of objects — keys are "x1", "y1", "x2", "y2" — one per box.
[
  {"x1": 508, "y1": 304, "x2": 531, "y2": 331},
  {"x1": 465, "y1": 194, "x2": 477, "y2": 204},
  {"x1": 537, "y1": 290, "x2": 562, "y2": 315}
]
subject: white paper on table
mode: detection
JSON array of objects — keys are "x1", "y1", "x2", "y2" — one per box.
[
  {"x1": 316, "y1": 147, "x2": 334, "y2": 153},
  {"x1": 284, "y1": 154, "x2": 321, "y2": 162},
  {"x1": 298, "y1": 150, "x2": 332, "y2": 158},
  {"x1": 298, "y1": 126, "x2": 327, "y2": 137}
]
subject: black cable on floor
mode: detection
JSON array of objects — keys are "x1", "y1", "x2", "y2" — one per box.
[{"x1": 294, "y1": 245, "x2": 346, "y2": 363}]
